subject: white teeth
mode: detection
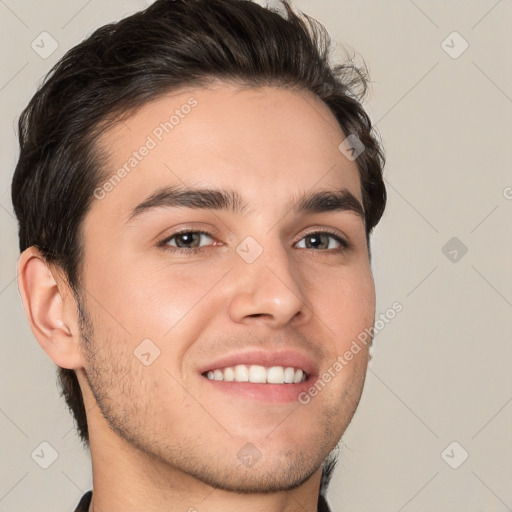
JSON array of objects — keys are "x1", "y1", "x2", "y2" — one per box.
[
  {"x1": 234, "y1": 364, "x2": 249, "y2": 382},
  {"x1": 267, "y1": 366, "x2": 284, "y2": 384},
  {"x1": 205, "y1": 365, "x2": 307, "y2": 384},
  {"x1": 283, "y1": 367, "x2": 295, "y2": 383},
  {"x1": 223, "y1": 367, "x2": 235, "y2": 381},
  {"x1": 249, "y1": 365, "x2": 267, "y2": 383}
]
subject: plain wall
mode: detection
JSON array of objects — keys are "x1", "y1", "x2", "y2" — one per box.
[{"x1": 1, "y1": 0, "x2": 511, "y2": 510}]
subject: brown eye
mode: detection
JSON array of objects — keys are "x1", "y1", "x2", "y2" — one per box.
[
  {"x1": 296, "y1": 232, "x2": 348, "y2": 251},
  {"x1": 173, "y1": 232, "x2": 204, "y2": 248},
  {"x1": 159, "y1": 230, "x2": 215, "y2": 251}
]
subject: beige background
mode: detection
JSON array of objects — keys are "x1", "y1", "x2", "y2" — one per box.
[{"x1": 1, "y1": 0, "x2": 511, "y2": 510}]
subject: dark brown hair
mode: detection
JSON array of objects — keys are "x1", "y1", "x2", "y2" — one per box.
[{"x1": 11, "y1": 0, "x2": 386, "y2": 493}]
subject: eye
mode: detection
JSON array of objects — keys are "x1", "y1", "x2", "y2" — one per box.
[
  {"x1": 295, "y1": 231, "x2": 348, "y2": 251},
  {"x1": 158, "y1": 228, "x2": 349, "y2": 254},
  {"x1": 158, "y1": 230, "x2": 217, "y2": 252}
]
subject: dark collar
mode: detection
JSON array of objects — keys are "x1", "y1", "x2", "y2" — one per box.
[
  {"x1": 318, "y1": 493, "x2": 333, "y2": 512},
  {"x1": 73, "y1": 490, "x2": 92, "y2": 512}
]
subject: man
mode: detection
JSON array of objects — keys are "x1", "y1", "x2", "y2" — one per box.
[{"x1": 12, "y1": 0, "x2": 386, "y2": 510}]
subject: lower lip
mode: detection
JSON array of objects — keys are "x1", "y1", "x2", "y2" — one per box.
[{"x1": 200, "y1": 375, "x2": 317, "y2": 403}]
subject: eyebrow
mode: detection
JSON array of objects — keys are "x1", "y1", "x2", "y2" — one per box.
[{"x1": 125, "y1": 185, "x2": 365, "y2": 224}]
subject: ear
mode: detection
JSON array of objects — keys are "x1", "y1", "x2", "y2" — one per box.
[{"x1": 17, "y1": 247, "x2": 85, "y2": 370}]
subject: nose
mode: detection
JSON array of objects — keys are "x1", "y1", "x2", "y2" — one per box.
[{"x1": 227, "y1": 241, "x2": 313, "y2": 328}]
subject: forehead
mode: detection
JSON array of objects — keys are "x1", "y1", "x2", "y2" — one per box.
[{"x1": 90, "y1": 83, "x2": 362, "y2": 224}]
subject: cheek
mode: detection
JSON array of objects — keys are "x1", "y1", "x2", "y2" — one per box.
[
  {"x1": 309, "y1": 262, "x2": 375, "y2": 346},
  {"x1": 86, "y1": 252, "x2": 226, "y2": 340},
  {"x1": 128, "y1": 263, "x2": 232, "y2": 339}
]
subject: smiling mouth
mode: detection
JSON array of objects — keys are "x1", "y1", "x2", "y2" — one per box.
[{"x1": 201, "y1": 364, "x2": 308, "y2": 384}]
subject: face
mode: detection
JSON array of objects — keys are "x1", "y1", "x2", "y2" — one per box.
[{"x1": 76, "y1": 83, "x2": 375, "y2": 492}]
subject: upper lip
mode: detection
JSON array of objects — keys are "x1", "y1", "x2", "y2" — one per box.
[{"x1": 198, "y1": 349, "x2": 319, "y2": 378}]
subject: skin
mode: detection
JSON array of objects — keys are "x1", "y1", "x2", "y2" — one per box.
[{"x1": 18, "y1": 83, "x2": 376, "y2": 512}]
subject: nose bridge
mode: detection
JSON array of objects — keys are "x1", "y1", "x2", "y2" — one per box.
[
  {"x1": 228, "y1": 232, "x2": 311, "y2": 326},
  {"x1": 242, "y1": 230, "x2": 296, "y2": 281}
]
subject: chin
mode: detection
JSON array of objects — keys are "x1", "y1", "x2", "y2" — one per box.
[{"x1": 187, "y1": 455, "x2": 322, "y2": 494}]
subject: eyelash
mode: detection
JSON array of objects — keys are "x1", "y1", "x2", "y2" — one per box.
[{"x1": 157, "y1": 228, "x2": 350, "y2": 254}]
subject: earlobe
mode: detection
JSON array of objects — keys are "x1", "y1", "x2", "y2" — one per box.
[{"x1": 16, "y1": 247, "x2": 84, "y2": 370}]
